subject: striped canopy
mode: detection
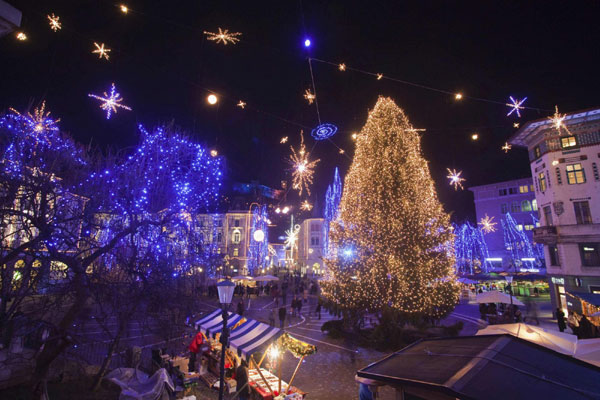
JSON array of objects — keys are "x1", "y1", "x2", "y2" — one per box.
[
  {"x1": 228, "y1": 318, "x2": 284, "y2": 360},
  {"x1": 195, "y1": 309, "x2": 246, "y2": 339}
]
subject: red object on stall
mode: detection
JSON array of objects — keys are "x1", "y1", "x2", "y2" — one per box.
[{"x1": 188, "y1": 331, "x2": 205, "y2": 354}]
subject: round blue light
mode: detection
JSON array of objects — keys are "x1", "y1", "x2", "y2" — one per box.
[
  {"x1": 304, "y1": 38, "x2": 311, "y2": 47},
  {"x1": 310, "y1": 123, "x2": 338, "y2": 141}
]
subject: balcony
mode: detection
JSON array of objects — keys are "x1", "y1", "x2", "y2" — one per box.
[{"x1": 533, "y1": 224, "x2": 600, "y2": 244}]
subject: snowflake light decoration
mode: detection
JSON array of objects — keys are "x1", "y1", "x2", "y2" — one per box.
[
  {"x1": 304, "y1": 89, "x2": 316, "y2": 105},
  {"x1": 285, "y1": 224, "x2": 301, "y2": 249},
  {"x1": 301, "y1": 200, "x2": 312, "y2": 211},
  {"x1": 501, "y1": 142, "x2": 512, "y2": 153},
  {"x1": 88, "y1": 83, "x2": 132, "y2": 119},
  {"x1": 280, "y1": 136, "x2": 288, "y2": 144},
  {"x1": 339, "y1": 63, "x2": 346, "y2": 71},
  {"x1": 47, "y1": 14, "x2": 62, "y2": 31},
  {"x1": 548, "y1": 105, "x2": 570, "y2": 135},
  {"x1": 237, "y1": 101, "x2": 246, "y2": 109},
  {"x1": 478, "y1": 214, "x2": 497, "y2": 234},
  {"x1": 376, "y1": 73, "x2": 383, "y2": 80},
  {"x1": 446, "y1": 168, "x2": 465, "y2": 190},
  {"x1": 289, "y1": 132, "x2": 320, "y2": 196},
  {"x1": 506, "y1": 96, "x2": 527, "y2": 117},
  {"x1": 513, "y1": 122, "x2": 520, "y2": 128},
  {"x1": 92, "y1": 42, "x2": 111, "y2": 60},
  {"x1": 9, "y1": 101, "x2": 60, "y2": 141},
  {"x1": 311, "y1": 123, "x2": 338, "y2": 141},
  {"x1": 203, "y1": 28, "x2": 241, "y2": 45}
]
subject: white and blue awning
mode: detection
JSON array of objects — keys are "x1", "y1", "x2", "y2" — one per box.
[
  {"x1": 228, "y1": 319, "x2": 283, "y2": 360},
  {"x1": 195, "y1": 309, "x2": 245, "y2": 339}
]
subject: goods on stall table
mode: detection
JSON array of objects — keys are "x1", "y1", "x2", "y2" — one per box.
[{"x1": 249, "y1": 368, "x2": 288, "y2": 395}]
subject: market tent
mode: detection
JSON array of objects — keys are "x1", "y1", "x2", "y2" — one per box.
[
  {"x1": 228, "y1": 318, "x2": 284, "y2": 360},
  {"x1": 477, "y1": 323, "x2": 600, "y2": 367},
  {"x1": 232, "y1": 275, "x2": 254, "y2": 281},
  {"x1": 476, "y1": 290, "x2": 524, "y2": 306},
  {"x1": 253, "y1": 275, "x2": 279, "y2": 282},
  {"x1": 194, "y1": 309, "x2": 246, "y2": 338},
  {"x1": 457, "y1": 277, "x2": 477, "y2": 284}
]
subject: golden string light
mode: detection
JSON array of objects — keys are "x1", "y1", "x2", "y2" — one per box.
[
  {"x1": 120, "y1": 4, "x2": 129, "y2": 14},
  {"x1": 303, "y1": 89, "x2": 316, "y2": 105},
  {"x1": 338, "y1": 63, "x2": 346, "y2": 71},
  {"x1": 237, "y1": 101, "x2": 246, "y2": 109},
  {"x1": 455, "y1": 93, "x2": 463, "y2": 100},
  {"x1": 9, "y1": 101, "x2": 59, "y2": 143},
  {"x1": 501, "y1": 142, "x2": 512, "y2": 153},
  {"x1": 47, "y1": 14, "x2": 62, "y2": 31},
  {"x1": 203, "y1": 28, "x2": 241, "y2": 45},
  {"x1": 478, "y1": 214, "x2": 497, "y2": 234},
  {"x1": 339, "y1": 149, "x2": 345, "y2": 154},
  {"x1": 376, "y1": 73, "x2": 383, "y2": 80},
  {"x1": 16, "y1": 32, "x2": 27, "y2": 41},
  {"x1": 280, "y1": 136, "x2": 288, "y2": 144},
  {"x1": 446, "y1": 168, "x2": 465, "y2": 190},
  {"x1": 513, "y1": 122, "x2": 520, "y2": 128},
  {"x1": 289, "y1": 131, "x2": 320, "y2": 196},
  {"x1": 92, "y1": 42, "x2": 111, "y2": 60},
  {"x1": 471, "y1": 133, "x2": 479, "y2": 141}
]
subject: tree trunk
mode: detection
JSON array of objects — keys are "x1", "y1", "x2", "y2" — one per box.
[{"x1": 92, "y1": 330, "x2": 122, "y2": 391}]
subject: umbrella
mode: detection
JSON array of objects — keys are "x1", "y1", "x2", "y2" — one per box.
[
  {"x1": 253, "y1": 274, "x2": 279, "y2": 282},
  {"x1": 476, "y1": 291, "x2": 525, "y2": 306},
  {"x1": 231, "y1": 275, "x2": 253, "y2": 281},
  {"x1": 458, "y1": 277, "x2": 478, "y2": 284}
]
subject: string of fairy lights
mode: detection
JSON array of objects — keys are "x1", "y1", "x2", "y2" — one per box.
[{"x1": 9, "y1": 3, "x2": 576, "y2": 200}]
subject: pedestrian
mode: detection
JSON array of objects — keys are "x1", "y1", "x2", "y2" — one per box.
[
  {"x1": 278, "y1": 306, "x2": 287, "y2": 329},
  {"x1": 236, "y1": 358, "x2": 251, "y2": 400},
  {"x1": 556, "y1": 308, "x2": 566, "y2": 332},
  {"x1": 237, "y1": 299, "x2": 244, "y2": 316},
  {"x1": 269, "y1": 308, "x2": 276, "y2": 327},
  {"x1": 296, "y1": 297, "x2": 302, "y2": 317},
  {"x1": 315, "y1": 301, "x2": 322, "y2": 320},
  {"x1": 188, "y1": 331, "x2": 204, "y2": 372}
]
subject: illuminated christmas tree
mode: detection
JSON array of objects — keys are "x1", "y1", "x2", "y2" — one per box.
[{"x1": 322, "y1": 97, "x2": 459, "y2": 321}]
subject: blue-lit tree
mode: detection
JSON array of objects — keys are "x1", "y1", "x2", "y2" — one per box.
[
  {"x1": 249, "y1": 204, "x2": 269, "y2": 274},
  {"x1": 502, "y1": 213, "x2": 542, "y2": 270},
  {"x1": 453, "y1": 222, "x2": 491, "y2": 275},
  {"x1": 323, "y1": 167, "x2": 343, "y2": 255}
]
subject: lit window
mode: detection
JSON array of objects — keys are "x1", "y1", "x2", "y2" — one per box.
[
  {"x1": 560, "y1": 136, "x2": 577, "y2": 148},
  {"x1": 232, "y1": 230, "x2": 241, "y2": 244},
  {"x1": 534, "y1": 146, "x2": 541, "y2": 159},
  {"x1": 579, "y1": 243, "x2": 600, "y2": 267},
  {"x1": 524, "y1": 224, "x2": 534, "y2": 231},
  {"x1": 516, "y1": 224, "x2": 523, "y2": 231},
  {"x1": 538, "y1": 172, "x2": 547, "y2": 192},
  {"x1": 519, "y1": 185, "x2": 529, "y2": 193},
  {"x1": 566, "y1": 163, "x2": 586, "y2": 184},
  {"x1": 521, "y1": 200, "x2": 532, "y2": 212},
  {"x1": 529, "y1": 184, "x2": 534, "y2": 191},
  {"x1": 532, "y1": 199, "x2": 538, "y2": 211},
  {"x1": 233, "y1": 248, "x2": 239, "y2": 257}
]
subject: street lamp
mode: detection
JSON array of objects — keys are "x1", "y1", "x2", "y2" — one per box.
[{"x1": 216, "y1": 279, "x2": 235, "y2": 400}]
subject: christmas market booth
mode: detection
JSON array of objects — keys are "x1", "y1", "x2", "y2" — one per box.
[{"x1": 191, "y1": 309, "x2": 316, "y2": 399}]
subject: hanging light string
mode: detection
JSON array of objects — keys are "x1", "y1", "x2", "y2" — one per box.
[
  {"x1": 309, "y1": 57, "x2": 553, "y2": 113},
  {"x1": 308, "y1": 58, "x2": 322, "y2": 125}
]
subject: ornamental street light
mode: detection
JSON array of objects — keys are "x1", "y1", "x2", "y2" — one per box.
[{"x1": 216, "y1": 279, "x2": 235, "y2": 400}]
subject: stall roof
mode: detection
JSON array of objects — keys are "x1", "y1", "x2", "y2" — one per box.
[
  {"x1": 357, "y1": 335, "x2": 600, "y2": 400},
  {"x1": 194, "y1": 309, "x2": 245, "y2": 339},
  {"x1": 228, "y1": 318, "x2": 284, "y2": 360}
]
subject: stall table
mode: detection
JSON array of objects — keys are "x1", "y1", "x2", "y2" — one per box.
[{"x1": 248, "y1": 368, "x2": 307, "y2": 399}]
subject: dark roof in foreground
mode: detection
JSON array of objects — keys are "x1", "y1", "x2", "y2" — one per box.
[{"x1": 357, "y1": 334, "x2": 600, "y2": 400}]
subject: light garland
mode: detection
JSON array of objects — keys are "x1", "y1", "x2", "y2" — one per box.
[
  {"x1": 303, "y1": 89, "x2": 316, "y2": 105},
  {"x1": 446, "y1": 168, "x2": 465, "y2": 190},
  {"x1": 88, "y1": 83, "x2": 132, "y2": 119},
  {"x1": 47, "y1": 14, "x2": 62, "y2": 31},
  {"x1": 8, "y1": 101, "x2": 60, "y2": 137},
  {"x1": 203, "y1": 28, "x2": 241, "y2": 45},
  {"x1": 92, "y1": 42, "x2": 111, "y2": 60},
  {"x1": 289, "y1": 132, "x2": 320, "y2": 196}
]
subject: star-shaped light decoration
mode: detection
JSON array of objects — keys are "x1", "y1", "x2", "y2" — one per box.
[
  {"x1": 339, "y1": 63, "x2": 346, "y2": 71},
  {"x1": 237, "y1": 101, "x2": 246, "y2": 109},
  {"x1": 548, "y1": 105, "x2": 570, "y2": 135},
  {"x1": 88, "y1": 83, "x2": 132, "y2": 119},
  {"x1": 513, "y1": 122, "x2": 520, "y2": 128},
  {"x1": 339, "y1": 149, "x2": 345, "y2": 154},
  {"x1": 376, "y1": 73, "x2": 383, "y2": 80},
  {"x1": 285, "y1": 224, "x2": 301, "y2": 250},
  {"x1": 501, "y1": 142, "x2": 512, "y2": 153},
  {"x1": 9, "y1": 101, "x2": 60, "y2": 143},
  {"x1": 290, "y1": 132, "x2": 320, "y2": 196},
  {"x1": 478, "y1": 214, "x2": 497, "y2": 234},
  {"x1": 47, "y1": 14, "x2": 62, "y2": 32},
  {"x1": 300, "y1": 200, "x2": 312, "y2": 211},
  {"x1": 506, "y1": 96, "x2": 527, "y2": 117},
  {"x1": 304, "y1": 89, "x2": 316, "y2": 105},
  {"x1": 446, "y1": 168, "x2": 465, "y2": 191},
  {"x1": 92, "y1": 42, "x2": 111, "y2": 60},
  {"x1": 203, "y1": 28, "x2": 241, "y2": 45},
  {"x1": 280, "y1": 136, "x2": 288, "y2": 144}
]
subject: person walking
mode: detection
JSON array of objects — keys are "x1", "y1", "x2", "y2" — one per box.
[
  {"x1": 269, "y1": 308, "x2": 276, "y2": 327},
  {"x1": 236, "y1": 359, "x2": 251, "y2": 400},
  {"x1": 556, "y1": 308, "x2": 566, "y2": 332},
  {"x1": 237, "y1": 299, "x2": 244, "y2": 316},
  {"x1": 315, "y1": 300, "x2": 322, "y2": 320},
  {"x1": 278, "y1": 306, "x2": 287, "y2": 329}
]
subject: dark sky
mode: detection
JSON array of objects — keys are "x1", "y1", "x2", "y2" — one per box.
[{"x1": 2, "y1": 0, "x2": 599, "y2": 222}]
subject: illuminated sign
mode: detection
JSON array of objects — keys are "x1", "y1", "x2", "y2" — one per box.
[{"x1": 551, "y1": 277, "x2": 565, "y2": 285}]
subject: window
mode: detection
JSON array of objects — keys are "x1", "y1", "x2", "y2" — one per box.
[
  {"x1": 546, "y1": 170, "x2": 551, "y2": 187},
  {"x1": 538, "y1": 172, "x2": 547, "y2": 192},
  {"x1": 566, "y1": 163, "x2": 586, "y2": 184},
  {"x1": 530, "y1": 184, "x2": 534, "y2": 191},
  {"x1": 524, "y1": 224, "x2": 534, "y2": 231},
  {"x1": 511, "y1": 201, "x2": 521, "y2": 213},
  {"x1": 555, "y1": 167, "x2": 562, "y2": 185},
  {"x1": 233, "y1": 248, "x2": 239, "y2": 257},
  {"x1": 311, "y1": 223, "x2": 320, "y2": 232},
  {"x1": 579, "y1": 243, "x2": 600, "y2": 266},
  {"x1": 232, "y1": 230, "x2": 241, "y2": 244},
  {"x1": 548, "y1": 246, "x2": 560, "y2": 266},
  {"x1": 543, "y1": 206, "x2": 553, "y2": 226},
  {"x1": 216, "y1": 219, "x2": 223, "y2": 227},
  {"x1": 561, "y1": 136, "x2": 577, "y2": 148},
  {"x1": 501, "y1": 203, "x2": 509, "y2": 214},
  {"x1": 521, "y1": 200, "x2": 532, "y2": 212},
  {"x1": 519, "y1": 185, "x2": 529, "y2": 193},
  {"x1": 574, "y1": 201, "x2": 592, "y2": 225},
  {"x1": 532, "y1": 199, "x2": 538, "y2": 211},
  {"x1": 590, "y1": 286, "x2": 600, "y2": 294},
  {"x1": 534, "y1": 146, "x2": 541, "y2": 159},
  {"x1": 509, "y1": 187, "x2": 518, "y2": 195},
  {"x1": 310, "y1": 237, "x2": 319, "y2": 246},
  {"x1": 234, "y1": 219, "x2": 240, "y2": 227},
  {"x1": 217, "y1": 232, "x2": 222, "y2": 243},
  {"x1": 516, "y1": 224, "x2": 524, "y2": 231},
  {"x1": 593, "y1": 163, "x2": 599, "y2": 181},
  {"x1": 499, "y1": 188, "x2": 507, "y2": 196}
]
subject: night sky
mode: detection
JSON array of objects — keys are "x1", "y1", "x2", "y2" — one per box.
[{"x1": 2, "y1": 0, "x2": 599, "y2": 222}]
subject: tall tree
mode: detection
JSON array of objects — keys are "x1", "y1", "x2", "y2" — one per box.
[{"x1": 322, "y1": 97, "x2": 459, "y2": 323}]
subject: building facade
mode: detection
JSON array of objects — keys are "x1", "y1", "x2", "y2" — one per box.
[
  {"x1": 297, "y1": 217, "x2": 327, "y2": 276},
  {"x1": 509, "y1": 107, "x2": 600, "y2": 314},
  {"x1": 469, "y1": 178, "x2": 542, "y2": 271}
]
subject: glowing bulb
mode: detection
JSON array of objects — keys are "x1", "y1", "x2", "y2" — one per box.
[
  {"x1": 16, "y1": 32, "x2": 27, "y2": 41},
  {"x1": 210, "y1": 149, "x2": 218, "y2": 157},
  {"x1": 253, "y1": 229, "x2": 265, "y2": 242},
  {"x1": 207, "y1": 94, "x2": 218, "y2": 105},
  {"x1": 455, "y1": 93, "x2": 463, "y2": 100},
  {"x1": 282, "y1": 206, "x2": 290, "y2": 214},
  {"x1": 471, "y1": 133, "x2": 479, "y2": 141},
  {"x1": 275, "y1": 207, "x2": 281, "y2": 214},
  {"x1": 237, "y1": 101, "x2": 246, "y2": 109},
  {"x1": 352, "y1": 133, "x2": 358, "y2": 140},
  {"x1": 304, "y1": 38, "x2": 311, "y2": 47},
  {"x1": 513, "y1": 122, "x2": 520, "y2": 128},
  {"x1": 552, "y1": 160, "x2": 559, "y2": 166},
  {"x1": 376, "y1": 74, "x2": 383, "y2": 80},
  {"x1": 339, "y1": 63, "x2": 346, "y2": 71},
  {"x1": 120, "y1": 4, "x2": 128, "y2": 13}
]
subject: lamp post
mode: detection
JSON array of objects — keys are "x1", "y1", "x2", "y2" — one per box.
[{"x1": 217, "y1": 279, "x2": 235, "y2": 400}]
